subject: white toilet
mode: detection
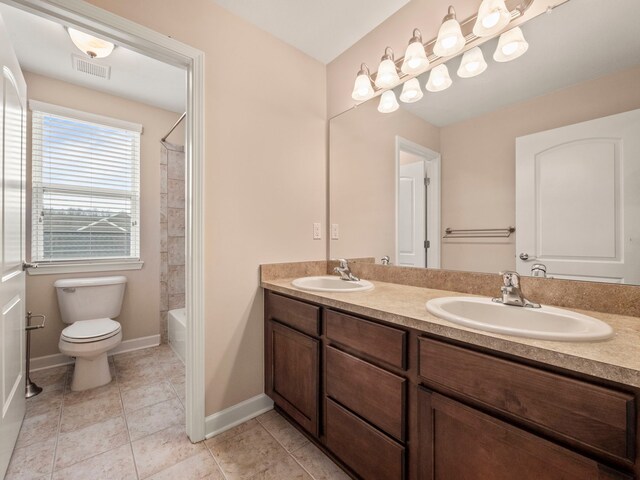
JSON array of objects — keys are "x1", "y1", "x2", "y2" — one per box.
[{"x1": 55, "y1": 276, "x2": 127, "y2": 391}]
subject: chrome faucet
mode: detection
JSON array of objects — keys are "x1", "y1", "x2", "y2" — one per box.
[
  {"x1": 492, "y1": 271, "x2": 540, "y2": 308},
  {"x1": 531, "y1": 263, "x2": 547, "y2": 278},
  {"x1": 381, "y1": 256, "x2": 390, "y2": 266},
  {"x1": 334, "y1": 259, "x2": 360, "y2": 281}
]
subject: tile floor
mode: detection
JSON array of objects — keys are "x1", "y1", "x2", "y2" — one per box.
[{"x1": 6, "y1": 345, "x2": 349, "y2": 480}]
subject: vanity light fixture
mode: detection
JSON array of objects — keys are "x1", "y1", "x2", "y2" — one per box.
[
  {"x1": 493, "y1": 26, "x2": 529, "y2": 62},
  {"x1": 399, "y1": 78, "x2": 424, "y2": 103},
  {"x1": 349, "y1": 0, "x2": 535, "y2": 111},
  {"x1": 457, "y1": 46, "x2": 487, "y2": 78},
  {"x1": 433, "y1": 6, "x2": 466, "y2": 58},
  {"x1": 378, "y1": 90, "x2": 400, "y2": 113},
  {"x1": 351, "y1": 63, "x2": 375, "y2": 101},
  {"x1": 473, "y1": 0, "x2": 511, "y2": 37},
  {"x1": 401, "y1": 29, "x2": 429, "y2": 75},
  {"x1": 67, "y1": 28, "x2": 115, "y2": 58},
  {"x1": 426, "y1": 64, "x2": 453, "y2": 92},
  {"x1": 375, "y1": 47, "x2": 401, "y2": 89}
]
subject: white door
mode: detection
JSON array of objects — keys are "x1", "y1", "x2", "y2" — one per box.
[
  {"x1": 398, "y1": 160, "x2": 426, "y2": 267},
  {"x1": 0, "y1": 13, "x2": 27, "y2": 478},
  {"x1": 516, "y1": 109, "x2": 640, "y2": 283}
]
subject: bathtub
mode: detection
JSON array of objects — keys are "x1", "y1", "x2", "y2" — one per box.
[{"x1": 168, "y1": 308, "x2": 186, "y2": 364}]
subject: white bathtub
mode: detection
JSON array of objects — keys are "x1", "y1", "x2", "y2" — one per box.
[{"x1": 168, "y1": 308, "x2": 186, "y2": 364}]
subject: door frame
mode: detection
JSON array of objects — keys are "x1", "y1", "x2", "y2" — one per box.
[
  {"x1": 2, "y1": 0, "x2": 206, "y2": 442},
  {"x1": 395, "y1": 136, "x2": 441, "y2": 269}
]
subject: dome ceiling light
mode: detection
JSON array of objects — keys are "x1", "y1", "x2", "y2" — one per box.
[{"x1": 67, "y1": 28, "x2": 115, "y2": 59}]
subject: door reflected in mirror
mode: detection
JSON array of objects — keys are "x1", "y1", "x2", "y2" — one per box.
[{"x1": 329, "y1": 0, "x2": 640, "y2": 285}]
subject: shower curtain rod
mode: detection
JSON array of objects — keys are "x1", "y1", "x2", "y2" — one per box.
[{"x1": 161, "y1": 111, "x2": 186, "y2": 142}]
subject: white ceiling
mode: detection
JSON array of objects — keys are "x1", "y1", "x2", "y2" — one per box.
[
  {"x1": 211, "y1": 0, "x2": 410, "y2": 64},
  {"x1": 399, "y1": 0, "x2": 640, "y2": 126},
  {"x1": 0, "y1": 4, "x2": 186, "y2": 113}
]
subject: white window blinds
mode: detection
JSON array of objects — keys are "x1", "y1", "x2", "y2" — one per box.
[{"x1": 31, "y1": 101, "x2": 141, "y2": 263}]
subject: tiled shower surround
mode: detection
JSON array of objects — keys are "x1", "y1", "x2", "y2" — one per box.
[{"x1": 160, "y1": 142, "x2": 185, "y2": 343}]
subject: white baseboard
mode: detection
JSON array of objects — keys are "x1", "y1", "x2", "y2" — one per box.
[
  {"x1": 30, "y1": 334, "x2": 161, "y2": 372},
  {"x1": 205, "y1": 394, "x2": 274, "y2": 439}
]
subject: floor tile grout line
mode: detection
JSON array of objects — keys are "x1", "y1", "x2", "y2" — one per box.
[
  {"x1": 259, "y1": 412, "x2": 335, "y2": 480},
  {"x1": 48, "y1": 367, "x2": 68, "y2": 479},
  {"x1": 115, "y1": 361, "x2": 140, "y2": 480},
  {"x1": 256, "y1": 420, "x2": 317, "y2": 478},
  {"x1": 204, "y1": 443, "x2": 230, "y2": 480}
]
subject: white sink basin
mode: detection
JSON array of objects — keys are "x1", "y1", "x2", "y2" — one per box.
[
  {"x1": 426, "y1": 296, "x2": 613, "y2": 342},
  {"x1": 292, "y1": 276, "x2": 374, "y2": 293}
]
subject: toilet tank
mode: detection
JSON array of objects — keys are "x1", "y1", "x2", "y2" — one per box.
[{"x1": 54, "y1": 276, "x2": 127, "y2": 324}]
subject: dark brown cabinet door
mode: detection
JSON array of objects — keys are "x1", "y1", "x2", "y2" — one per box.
[
  {"x1": 266, "y1": 320, "x2": 319, "y2": 436},
  {"x1": 418, "y1": 388, "x2": 632, "y2": 480}
]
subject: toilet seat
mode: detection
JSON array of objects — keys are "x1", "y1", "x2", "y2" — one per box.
[{"x1": 61, "y1": 318, "x2": 121, "y2": 343}]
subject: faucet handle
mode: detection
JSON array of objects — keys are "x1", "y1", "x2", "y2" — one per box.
[
  {"x1": 337, "y1": 259, "x2": 349, "y2": 268},
  {"x1": 499, "y1": 271, "x2": 520, "y2": 288}
]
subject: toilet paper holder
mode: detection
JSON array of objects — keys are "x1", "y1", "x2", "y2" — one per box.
[{"x1": 25, "y1": 312, "x2": 46, "y2": 398}]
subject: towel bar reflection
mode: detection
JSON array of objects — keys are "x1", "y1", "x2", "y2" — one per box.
[{"x1": 443, "y1": 226, "x2": 515, "y2": 238}]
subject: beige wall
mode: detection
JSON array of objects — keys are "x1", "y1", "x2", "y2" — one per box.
[
  {"x1": 85, "y1": 0, "x2": 327, "y2": 415},
  {"x1": 25, "y1": 71, "x2": 184, "y2": 358},
  {"x1": 330, "y1": 99, "x2": 439, "y2": 262},
  {"x1": 439, "y1": 65, "x2": 640, "y2": 272}
]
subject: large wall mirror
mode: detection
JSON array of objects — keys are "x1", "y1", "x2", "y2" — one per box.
[{"x1": 329, "y1": 0, "x2": 640, "y2": 285}]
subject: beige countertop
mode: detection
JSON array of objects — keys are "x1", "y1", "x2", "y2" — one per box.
[{"x1": 262, "y1": 277, "x2": 640, "y2": 388}]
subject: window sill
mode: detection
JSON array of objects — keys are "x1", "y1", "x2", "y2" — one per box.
[{"x1": 27, "y1": 260, "x2": 144, "y2": 276}]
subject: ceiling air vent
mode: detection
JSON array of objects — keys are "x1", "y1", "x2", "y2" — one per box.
[{"x1": 72, "y1": 55, "x2": 111, "y2": 79}]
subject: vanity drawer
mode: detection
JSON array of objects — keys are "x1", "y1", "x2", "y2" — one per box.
[
  {"x1": 265, "y1": 291, "x2": 319, "y2": 337},
  {"x1": 418, "y1": 337, "x2": 635, "y2": 462},
  {"x1": 325, "y1": 309, "x2": 407, "y2": 369},
  {"x1": 326, "y1": 346, "x2": 406, "y2": 441},
  {"x1": 326, "y1": 398, "x2": 405, "y2": 480}
]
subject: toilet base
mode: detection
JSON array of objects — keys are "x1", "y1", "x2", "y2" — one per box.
[
  {"x1": 59, "y1": 330, "x2": 122, "y2": 392},
  {"x1": 71, "y1": 352, "x2": 112, "y2": 391}
]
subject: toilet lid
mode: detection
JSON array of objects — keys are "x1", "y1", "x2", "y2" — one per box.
[{"x1": 61, "y1": 318, "x2": 121, "y2": 343}]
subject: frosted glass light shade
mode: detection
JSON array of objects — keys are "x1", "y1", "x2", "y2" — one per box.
[
  {"x1": 426, "y1": 64, "x2": 452, "y2": 92},
  {"x1": 493, "y1": 27, "x2": 529, "y2": 62},
  {"x1": 352, "y1": 73, "x2": 375, "y2": 101},
  {"x1": 378, "y1": 90, "x2": 400, "y2": 113},
  {"x1": 68, "y1": 28, "x2": 115, "y2": 58},
  {"x1": 401, "y1": 40, "x2": 429, "y2": 75},
  {"x1": 433, "y1": 8, "x2": 465, "y2": 57},
  {"x1": 399, "y1": 78, "x2": 424, "y2": 103},
  {"x1": 375, "y1": 58, "x2": 400, "y2": 88},
  {"x1": 457, "y1": 47, "x2": 487, "y2": 78},
  {"x1": 473, "y1": 0, "x2": 510, "y2": 37}
]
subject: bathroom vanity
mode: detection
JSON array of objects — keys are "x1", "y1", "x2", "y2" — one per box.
[{"x1": 262, "y1": 278, "x2": 640, "y2": 480}]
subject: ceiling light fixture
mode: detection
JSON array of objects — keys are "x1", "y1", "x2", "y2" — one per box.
[
  {"x1": 426, "y1": 64, "x2": 453, "y2": 92},
  {"x1": 457, "y1": 47, "x2": 487, "y2": 78},
  {"x1": 375, "y1": 47, "x2": 400, "y2": 89},
  {"x1": 378, "y1": 90, "x2": 400, "y2": 113},
  {"x1": 493, "y1": 26, "x2": 529, "y2": 62},
  {"x1": 67, "y1": 28, "x2": 115, "y2": 59},
  {"x1": 401, "y1": 29, "x2": 429, "y2": 75},
  {"x1": 433, "y1": 6, "x2": 466, "y2": 58},
  {"x1": 473, "y1": 0, "x2": 511, "y2": 37},
  {"x1": 351, "y1": 63, "x2": 375, "y2": 101},
  {"x1": 399, "y1": 78, "x2": 424, "y2": 103}
]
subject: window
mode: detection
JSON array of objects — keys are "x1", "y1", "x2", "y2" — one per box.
[{"x1": 31, "y1": 101, "x2": 141, "y2": 263}]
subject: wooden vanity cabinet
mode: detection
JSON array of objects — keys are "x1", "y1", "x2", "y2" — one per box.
[
  {"x1": 265, "y1": 291, "x2": 320, "y2": 436},
  {"x1": 417, "y1": 388, "x2": 632, "y2": 480},
  {"x1": 263, "y1": 289, "x2": 639, "y2": 480}
]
